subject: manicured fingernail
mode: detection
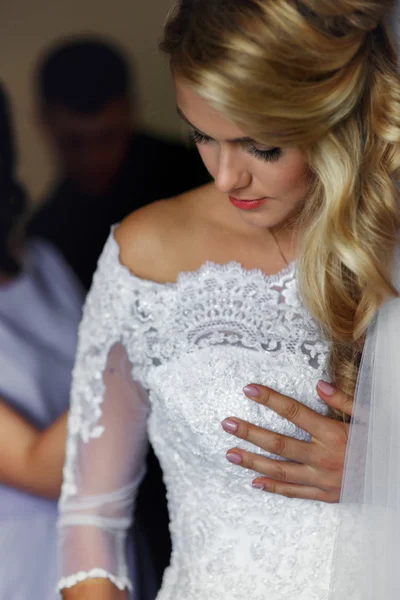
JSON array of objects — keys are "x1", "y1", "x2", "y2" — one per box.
[
  {"x1": 226, "y1": 451, "x2": 242, "y2": 465},
  {"x1": 243, "y1": 385, "x2": 260, "y2": 398},
  {"x1": 221, "y1": 419, "x2": 238, "y2": 434},
  {"x1": 252, "y1": 482, "x2": 265, "y2": 490},
  {"x1": 317, "y1": 381, "x2": 336, "y2": 396}
]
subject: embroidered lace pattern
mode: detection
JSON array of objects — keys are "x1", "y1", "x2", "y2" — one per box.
[
  {"x1": 58, "y1": 569, "x2": 132, "y2": 592},
  {"x1": 59, "y1": 231, "x2": 338, "y2": 599}
]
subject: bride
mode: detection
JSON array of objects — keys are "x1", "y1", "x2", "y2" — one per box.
[{"x1": 59, "y1": 1, "x2": 400, "y2": 599}]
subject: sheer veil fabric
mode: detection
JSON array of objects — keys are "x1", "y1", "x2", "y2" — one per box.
[
  {"x1": 329, "y1": 7, "x2": 400, "y2": 600},
  {"x1": 329, "y1": 7, "x2": 400, "y2": 583},
  {"x1": 328, "y1": 267, "x2": 400, "y2": 598}
]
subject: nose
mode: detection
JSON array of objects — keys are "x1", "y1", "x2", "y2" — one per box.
[{"x1": 214, "y1": 146, "x2": 251, "y2": 194}]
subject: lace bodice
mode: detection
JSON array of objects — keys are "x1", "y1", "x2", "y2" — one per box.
[{"x1": 58, "y1": 230, "x2": 338, "y2": 599}]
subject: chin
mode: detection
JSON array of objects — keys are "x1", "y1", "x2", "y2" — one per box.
[{"x1": 238, "y1": 209, "x2": 288, "y2": 230}]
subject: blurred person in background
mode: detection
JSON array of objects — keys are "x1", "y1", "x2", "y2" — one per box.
[
  {"x1": 0, "y1": 81, "x2": 155, "y2": 600},
  {"x1": 28, "y1": 36, "x2": 209, "y2": 290},
  {"x1": 0, "y1": 81, "x2": 84, "y2": 600},
  {"x1": 27, "y1": 36, "x2": 209, "y2": 588}
]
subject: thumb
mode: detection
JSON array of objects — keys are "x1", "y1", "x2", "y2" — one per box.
[{"x1": 317, "y1": 381, "x2": 354, "y2": 417}]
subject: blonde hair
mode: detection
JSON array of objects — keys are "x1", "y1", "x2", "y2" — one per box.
[{"x1": 161, "y1": 0, "x2": 400, "y2": 397}]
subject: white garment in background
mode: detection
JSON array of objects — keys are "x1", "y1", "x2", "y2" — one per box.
[
  {"x1": 0, "y1": 239, "x2": 84, "y2": 600},
  {"x1": 59, "y1": 229, "x2": 339, "y2": 600}
]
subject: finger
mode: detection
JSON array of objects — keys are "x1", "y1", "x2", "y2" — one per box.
[
  {"x1": 317, "y1": 381, "x2": 354, "y2": 417},
  {"x1": 221, "y1": 418, "x2": 313, "y2": 463},
  {"x1": 225, "y1": 449, "x2": 319, "y2": 486},
  {"x1": 251, "y1": 478, "x2": 339, "y2": 503},
  {"x1": 243, "y1": 384, "x2": 330, "y2": 438}
]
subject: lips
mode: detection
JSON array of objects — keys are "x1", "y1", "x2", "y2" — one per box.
[
  {"x1": 228, "y1": 196, "x2": 268, "y2": 210},
  {"x1": 230, "y1": 197, "x2": 265, "y2": 202}
]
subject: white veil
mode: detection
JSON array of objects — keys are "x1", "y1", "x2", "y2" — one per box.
[
  {"x1": 327, "y1": 9, "x2": 400, "y2": 598},
  {"x1": 328, "y1": 275, "x2": 400, "y2": 598}
]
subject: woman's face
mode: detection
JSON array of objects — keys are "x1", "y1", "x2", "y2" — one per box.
[{"x1": 175, "y1": 77, "x2": 311, "y2": 230}]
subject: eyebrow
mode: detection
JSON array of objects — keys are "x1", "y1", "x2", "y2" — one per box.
[{"x1": 176, "y1": 106, "x2": 259, "y2": 145}]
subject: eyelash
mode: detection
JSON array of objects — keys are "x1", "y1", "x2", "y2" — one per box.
[
  {"x1": 189, "y1": 130, "x2": 282, "y2": 163},
  {"x1": 189, "y1": 130, "x2": 212, "y2": 146}
]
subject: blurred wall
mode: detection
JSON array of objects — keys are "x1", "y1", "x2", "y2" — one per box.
[{"x1": 0, "y1": 0, "x2": 182, "y2": 202}]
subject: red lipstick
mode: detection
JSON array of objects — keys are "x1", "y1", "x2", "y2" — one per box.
[{"x1": 229, "y1": 196, "x2": 268, "y2": 210}]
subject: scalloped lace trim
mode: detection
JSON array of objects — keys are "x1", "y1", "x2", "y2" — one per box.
[
  {"x1": 108, "y1": 224, "x2": 296, "y2": 288},
  {"x1": 57, "y1": 569, "x2": 132, "y2": 592}
]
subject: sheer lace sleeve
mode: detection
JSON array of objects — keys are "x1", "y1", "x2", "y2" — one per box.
[{"x1": 57, "y1": 236, "x2": 149, "y2": 594}]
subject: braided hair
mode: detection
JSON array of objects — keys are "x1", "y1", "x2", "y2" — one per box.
[{"x1": 0, "y1": 83, "x2": 27, "y2": 275}]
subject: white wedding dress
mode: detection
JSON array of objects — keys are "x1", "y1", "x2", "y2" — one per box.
[{"x1": 58, "y1": 228, "x2": 339, "y2": 600}]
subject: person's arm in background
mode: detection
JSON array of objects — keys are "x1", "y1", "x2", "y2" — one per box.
[{"x1": 0, "y1": 400, "x2": 67, "y2": 498}]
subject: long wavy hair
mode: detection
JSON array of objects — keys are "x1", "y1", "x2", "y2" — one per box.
[{"x1": 161, "y1": 0, "x2": 400, "y2": 397}]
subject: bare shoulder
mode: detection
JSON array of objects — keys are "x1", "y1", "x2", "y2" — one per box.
[{"x1": 115, "y1": 184, "x2": 214, "y2": 283}]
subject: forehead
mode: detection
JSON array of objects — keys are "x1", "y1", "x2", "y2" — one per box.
[{"x1": 175, "y1": 76, "x2": 249, "y2": 140}]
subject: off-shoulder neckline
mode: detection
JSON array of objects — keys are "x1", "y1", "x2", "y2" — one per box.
[{"x1": 107, "y1": 225, "x2": 296, "y2": 289}]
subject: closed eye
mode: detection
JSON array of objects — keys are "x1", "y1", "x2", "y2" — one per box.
[
  {"x1": 189, "y1": 128, "x2": 282, "y2": 163},
  {"x1": 189, "y1": 129, "x2": 212, "y2": 145},
  {"x1": 247, "y1": 145, "x2": 282, "y2": 163}
]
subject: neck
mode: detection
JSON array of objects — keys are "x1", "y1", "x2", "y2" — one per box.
[{"x1": 270, "y1": 223, "x2": 299, "y2": 265}]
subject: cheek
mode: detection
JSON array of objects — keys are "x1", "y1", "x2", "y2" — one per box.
[{"x1": 258, "y1": 156, "x2": 310, "y2": 199}]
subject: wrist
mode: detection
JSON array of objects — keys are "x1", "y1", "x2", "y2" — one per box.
[{"x1": 61, "y1": 578, "x2": 129, "y2": 600}]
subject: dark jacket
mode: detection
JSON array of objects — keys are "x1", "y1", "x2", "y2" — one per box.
[
  {"x1": 28, "y1": 132, "x2": 210, "y2": 289},
  {"x1": 28, "y1": 131, "x2": 210, "y2": 589}
]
